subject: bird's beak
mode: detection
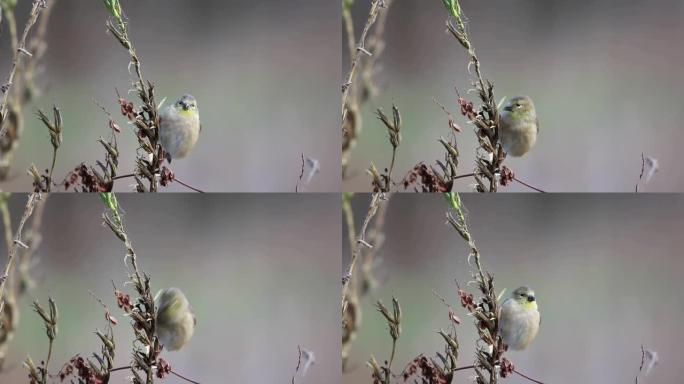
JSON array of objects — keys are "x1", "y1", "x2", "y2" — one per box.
[
  {"x1": 527, "y1": 295, "x2": 536, "y2": 302},
  {"x1": 503, "y1": 105, "x2": 513, "y2": 112},
  {"x1": 180, "y1": 101, "x2": 189, "y2": 111}
]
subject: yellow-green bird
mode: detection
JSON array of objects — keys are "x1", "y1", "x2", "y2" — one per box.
[
  {"x1": 155, "y1": 287, "x2": 196, "y2": 351},
  {"x1": 159, "y1": 94, "x2": 201, "y2": 164},
  {"x1": 499, "y1": 286, "x2": 540, "y2": 351},
  {"x1": 499, "y1": 96, "x2": 538, "y2": 157}
]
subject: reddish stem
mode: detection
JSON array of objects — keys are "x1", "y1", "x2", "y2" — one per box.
[{"x1": 514, "y1": 369, "x2": 545, "y2": 384}]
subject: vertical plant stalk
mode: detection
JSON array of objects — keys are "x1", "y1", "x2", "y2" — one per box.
[
  {"x1": 100, "y1": 192, "x2": 159, "y2": 383},
  {"x1": 31, "y1": 106, "x2": 63, "y2": 192},
  {"x1": 0, "y1": 0, "x2": 53, "y2": 180},
  {"x1": 24, "y1": 297, "x2": 57, "y2": 384},
  {"x1": 0, "y1": 193, "x2": 46, "y2": 371},
  {"x1": 341, "y1": 0, "x2": 383, "y2": 127},
  {"x1": 370, "y1": 105, "x2": 401, "y2": 192},
  {"x1": 341, "y1": 193, "x2": 390, "y2": 371},
  {"x1": 103, "y1": 0, "x2": 162, "y2": 192},
  {"x1": 341, "y1": 0, "x2": 393, "y2": 177},
  {"x1": 0, "y1": 193, "x2": 40, "y2": 317},
  {"x1": 0, "y1": 0, "x2": 45, "y2": 138},
  {"x1": 369, "y1": 297, "x2": 401, "y2": 383},
  {"x1": 16, "y1": 194, "x2": 47, "y2": 295},
  {"x1": 0, "y1": 193, "x2": 11, "y2": 370},
  {"x1": 0, "y1": 193, "x2": 40, "y2": 369},
  {"x1": 444, "y1": 192, "x2": 502, "y2": 384},
  {"x1": 441, "y1": 0, "x2": 503, "y2": 193},
  {"x1": 341, "y1": 193, "x2": 382, "y2": 317}
]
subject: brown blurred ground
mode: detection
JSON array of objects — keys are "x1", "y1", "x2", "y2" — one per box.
[
  {"x1": 0, "y1": 0, "x2": 340, "y2": 192},
  {"x1": 344, "y1": 193, "x2": 684, "y2": 383},
  {"x1": 343, "y1": 0, "x2": 684, "y2": 192}
]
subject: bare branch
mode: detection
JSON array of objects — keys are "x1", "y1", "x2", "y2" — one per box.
[{"x1": 0, "y1": 193, "x2": 40, "y2": 317}]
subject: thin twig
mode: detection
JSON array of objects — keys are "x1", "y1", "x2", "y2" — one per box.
[
  {"x1": 0, "y1": 196, "x2": 12, "y2": 255},
  {"x1": 388, "y1": 338, "x2": 397, "y2": 373},
  {"x1": 341, "y1": 0, "x2": 385, "y2": 131},
  {"x1": 174, "y1": 177, "x2": 205, "y2": 193},
  {"x1": 171, "y1": 369, "x2": 201, "y2": 384},
  {"x1": 17, "y1": 195, "x2": 47, "y2": 293},
  {"x1": 296, "y1": 154, "x2": 305, "y2": 193},
  {"x1": 108, "y1": 365, "x2": 201, "y2": 384},
  {"x1": 513, "y1": 177, "x2": 546, "y2": 193},
  {"x1": 453, "y1": 365, "x2": 475, "y2": 372},
  {"x1": 291, "y1": 345, "x2": 302, "y2": 384},
  {"x1": 635, "y1": 345, "x2": 645, "y2": 384},
  {"x1": 341, "y1": 193, "x2": 382, "y2": 316},
  {"x1": 0, "y1": 0, "x2": 46, "y2": 140},
  {"x1": 636, "y1": 153, "x2": 645, "y2": 193},
  {"x1": 514, "y1": 369, "x2": 545, "y2": 384},
  {"x1": 111, "y1": 173, "x2": 204, "y2": 193},
  {"x1": 342, "y1": 0, "x2": 394, "y2": 179},
  {"x1": 0, "y1": 193, "x2": 40, "y2": 317},
  {"x1": 360, "y1": 0, "x2": 393, "y2": 101},
  {"x1": 387, "y1": 147, "x2": 397, "y2": 188}
]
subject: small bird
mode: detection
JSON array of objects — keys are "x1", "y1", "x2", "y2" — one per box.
[
  {"x1": 155, "y1": 287, "x2": 196, "y2": 351},
  {"x1": 159, "y1": 94, "x2": 201, "y2": 163},
  {"x1": 499, "y1": 96, "x2": 539, "y2": 157},
  {"x1": 499, "y1": 286, "x2": 540, "y2": 351}
]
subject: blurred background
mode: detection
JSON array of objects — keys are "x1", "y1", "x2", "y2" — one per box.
[
  {"x1": 344, "y1": 193, "x2": 684, "y2": 383},
  {"x1": 343, "y1": 0, "x2": 684, "y2": 192},
  {"x1": 0, "y1": 194, "x2": 339, "y2": 382},
  {"x1": 0, "y1": 0, "x2": 340, "y2": 192}
]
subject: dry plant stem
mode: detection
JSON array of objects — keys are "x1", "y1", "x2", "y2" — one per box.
[
  {"x1": 0, "y1": 0, "x2": 54, "y2": 181},
  {"x1": 341, "y1": 193, "x2": 382, "y2": 317},
  {"x1": 0, "y1": 195, "x2": 12, "y2": 369},
  {"x1": 342, "y1": 193, "x2": 390, "y2": 371},
  {"x1": 105, "y1": 5, "x2": 162, "y2": 192},
  {"x1": 342, "y1": 3, "x2": 356, "y2": 62},
  {"x1": 24, "y1": 297, "x2": 57, "y2": 384},
  {"x1": 635, "y1": 345, "x2": 644, "y2": 384},
  {"x1": 111, "y1": 173, "x2": 205, "y2": 193},
  {"x1": 0, "y1": 198, "x2": 12, "y2": 255},
  {"x1": 23, "y1": 0, "x2": 54, "y2": 96},
  {"x1": 291, "y1": 345, "x2": 302, "y2": 384},
  {"x1": 18, "y1": 195, "x2": 47, "y2": 290},
  {"x1": 360, "y1": 0, "x2": 392, "y2": 98},
  {"x1": 342, "y1": 194, "x2": 357, "y2": 258},
  {"x1": 514, "y1": 177, "x2": 546, "y2": 193},
  {"x1": 101, "y1": 193, "x2": 160, "y2": 383},
  {"x1": 171, "y1": 369, "x2": 201, "y2": 384},
  {"x1": 445, "y1": 193, "x2": 499, "y2": 384},
  {"x1": 0, "y1": 194, "x2": 46, "y2": 371},
  {"x1": 341, "y1": 0, "x2": 393, "y2": 177},
  {"x1": 515, "y1": 370, "x2": 544, "y2": 384},
  {"x1": 443, "y1": 1, "x2": 503, "y2": 192},
  {"x1": 388, "y1": 147, "x2": 397, "y2": 186},
  {"x1": 341, "y1": 0, "x2": 384, "y2": 130},
  {"x1": 108, "y1": 365, "x2": 200, "y2": 384},
  {"x1": 0, "y1": 0, "x2": 46, "y2": 140},
  {"x1": 636, "y1": 153, "x2": 645, "y2": 193},
  {"x1": 0, "y1": 193, "x2": 39, "y2": 317},
  {"x1": 296, "y1": 154, "x2": 305, "y2": 193},
  {"x1": 174, "y1": 177, "x2": 205, "y2": 193}
]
